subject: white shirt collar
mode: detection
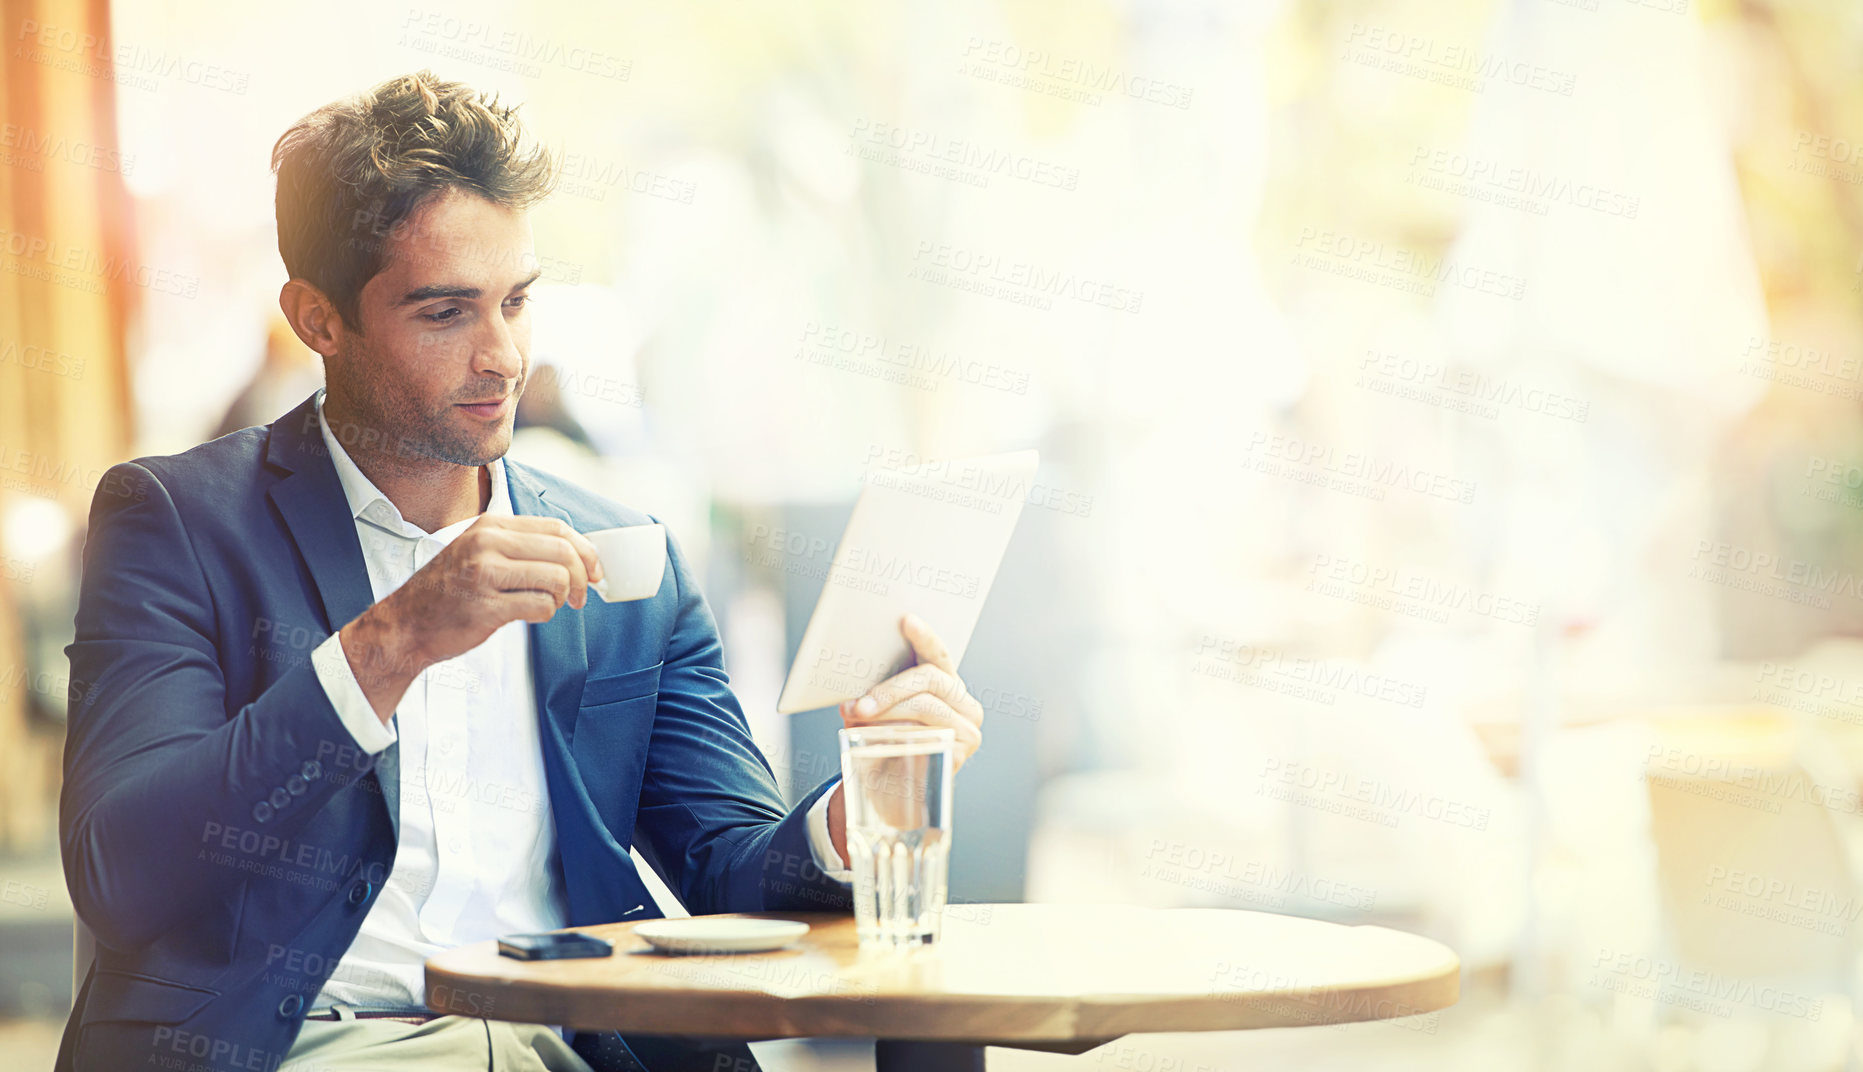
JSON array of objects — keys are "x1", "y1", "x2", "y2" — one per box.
[{"x1": 314, "y1": 387, "x2": 512, "y2": 536}]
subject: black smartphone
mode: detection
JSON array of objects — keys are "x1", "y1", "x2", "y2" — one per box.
[{"x1": 497, "y1": 932, "x2": 614, "y2": 961}]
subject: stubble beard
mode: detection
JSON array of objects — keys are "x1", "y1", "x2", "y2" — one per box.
[{"x1": 333, "y1": 334, "x2": 521, "y2": 471}]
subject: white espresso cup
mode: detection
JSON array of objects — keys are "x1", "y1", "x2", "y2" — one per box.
[{"x1": 584, "y1": 524, "x2": 667, "y2": 602}]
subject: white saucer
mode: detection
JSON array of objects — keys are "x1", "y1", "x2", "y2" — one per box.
[{"x1": 632, "y1": 918, "x2": 811, "y2": 955}]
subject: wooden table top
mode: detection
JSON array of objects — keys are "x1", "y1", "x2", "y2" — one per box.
[{"x1": 424, "y1": 904, "x2": 1460, "y2": 1047}]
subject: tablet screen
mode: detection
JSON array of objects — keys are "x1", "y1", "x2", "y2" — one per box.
[{"x1": 775, "y1": 449, "x2": 1039, "y2": 714}]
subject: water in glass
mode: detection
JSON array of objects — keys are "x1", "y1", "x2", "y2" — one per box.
[{"x1": 838, "y1": 726, "x2": 955, "y2": 948}]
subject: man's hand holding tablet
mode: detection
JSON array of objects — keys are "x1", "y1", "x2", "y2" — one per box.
[
  {"x1": 825, "y1": 611, "x2": 986, "y2": 867},
  {"x1": 836, "y1": 613, "x2": 985, "y2": 769},
  {"x1": 789, "y1": 448, "x2": 1040, "y2": 866}
]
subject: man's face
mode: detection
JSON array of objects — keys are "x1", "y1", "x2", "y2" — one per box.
[{"x1": 331, "y1": 187, "x2": 539, "y2": 467}]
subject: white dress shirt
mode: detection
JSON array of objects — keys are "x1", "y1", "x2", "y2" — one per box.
[{"x1": 304, "y1": 390, "x2": 847, "y2": 1013}]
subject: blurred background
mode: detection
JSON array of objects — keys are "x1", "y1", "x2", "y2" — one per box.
[{"x1": 5, "y1": 0, "x2": 1862, "y2": 1067}]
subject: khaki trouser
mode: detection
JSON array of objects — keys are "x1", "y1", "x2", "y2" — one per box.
[{"x1": 281, "y1": 1014, "x2": 598, "y2": 1071}]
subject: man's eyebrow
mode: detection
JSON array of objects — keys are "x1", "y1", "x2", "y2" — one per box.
[
  {"x1": 394, "y1": 271, "x2": 541, "y2": 307},
  {"x1": 395, "y1": 284, "x2": 480, "y2": 307}
]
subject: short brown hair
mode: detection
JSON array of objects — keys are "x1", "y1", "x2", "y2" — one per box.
[{"x1": 271, "y1": 70, "x2": 556, "y2": 331}]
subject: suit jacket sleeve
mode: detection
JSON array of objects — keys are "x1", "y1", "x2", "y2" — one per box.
[
  {"x1": 60, "y1": 462, "x2": 380, "y2": 951},
  {"x1": 631, "y1": 525, "x2": 853, "y2": 915}
]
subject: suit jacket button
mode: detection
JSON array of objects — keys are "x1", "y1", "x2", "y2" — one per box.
[
  {"x1": 301, "y1": 760, "x2": 323, "y2": 781},
  {"x1": 277, "y1": 993, "x2": 303, "y2": 1019},
  {"x1": 269, "y1": 788, "x2": 291, "y2": 810},
  {"x1": 286, "y1": 775, "x2": 307, "y2": 796},
  {"x1": 348, "y1": 881, "x2": 373, "y2": 906},
  {"x1": 252, "y1": 801, "x2": 274, "y2": 823}
]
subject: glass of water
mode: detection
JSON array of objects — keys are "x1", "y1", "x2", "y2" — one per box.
[{"x1": 838, "y1": 725, "x2": 956, "y2": 948}]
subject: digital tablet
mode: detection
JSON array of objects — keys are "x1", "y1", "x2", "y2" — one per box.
[{"x1": 775, "y1": 449, "x2": 1040, "y2": 714}]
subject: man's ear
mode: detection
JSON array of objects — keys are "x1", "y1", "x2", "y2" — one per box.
[{"x1": 278, "y1": 280, "x2": 346, "y2": 358}]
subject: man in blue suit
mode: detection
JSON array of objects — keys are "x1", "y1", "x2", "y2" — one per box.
[{"x1": 56, "y1": 71, "x2": 986, "y2": 1072}]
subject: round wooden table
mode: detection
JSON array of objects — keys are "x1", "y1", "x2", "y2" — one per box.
[{"x1": 425, "y1": 904, "x2": 1460, "y2": 1071}]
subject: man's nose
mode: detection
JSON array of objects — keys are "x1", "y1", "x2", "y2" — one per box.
[{"x1": 473, "y1": 312, "x2": 523, "y2": 381}]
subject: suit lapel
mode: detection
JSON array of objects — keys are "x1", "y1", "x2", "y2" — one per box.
[
  {"x1": 264, "y1": 396, "x2": 375, "y2": 633},
  {"x1": 263, "y1": 394, "x2": 400, "y2": 834},
  {"x1": 505, "y1": 460, "x2": 589, "y2": 750}
]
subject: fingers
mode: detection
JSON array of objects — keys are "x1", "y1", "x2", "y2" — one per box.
[
  {"x1": 480, "y1": 515, "x2": 604, "y2": 586},
  {"x1": 500, "y1": 590, "x2": 561, "y2": 625},
  {"x1": 841, "y1": 658, "x2": 986, "y2": 771},
  {"x1": 853, "y1": 693, "x2": 983, "y2": 764},
  {"x1": 900, "y1": 612, "x2": 956, "y2": 676},
  {"x1": 853, "y1": 663, "x2": 977, "y2": 725},
  {"x1": 562, "y1": 526, "x2": 603, "y2": 584},
  {"x1": 477, "y1": 557, "x2": 574, "y2": 607},
  {"x1": 477, "y1": 523, "x2": 595, "y2": 608},
  {"x1": 400, "y1": 517, "x2": 605, "y2": 662}
]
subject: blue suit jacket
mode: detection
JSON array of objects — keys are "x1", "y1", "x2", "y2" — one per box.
[{"x1": 55, "y1": 393, "x2": 852, "y2": 1072}]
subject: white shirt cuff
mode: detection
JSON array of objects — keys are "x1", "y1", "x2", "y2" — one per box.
[
  {"x1": 804, "y1": 779, "x2": 853, "y2": 884},
  {"x1": 312, "y1": 631, "x2": 398, "y2": 754}
]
